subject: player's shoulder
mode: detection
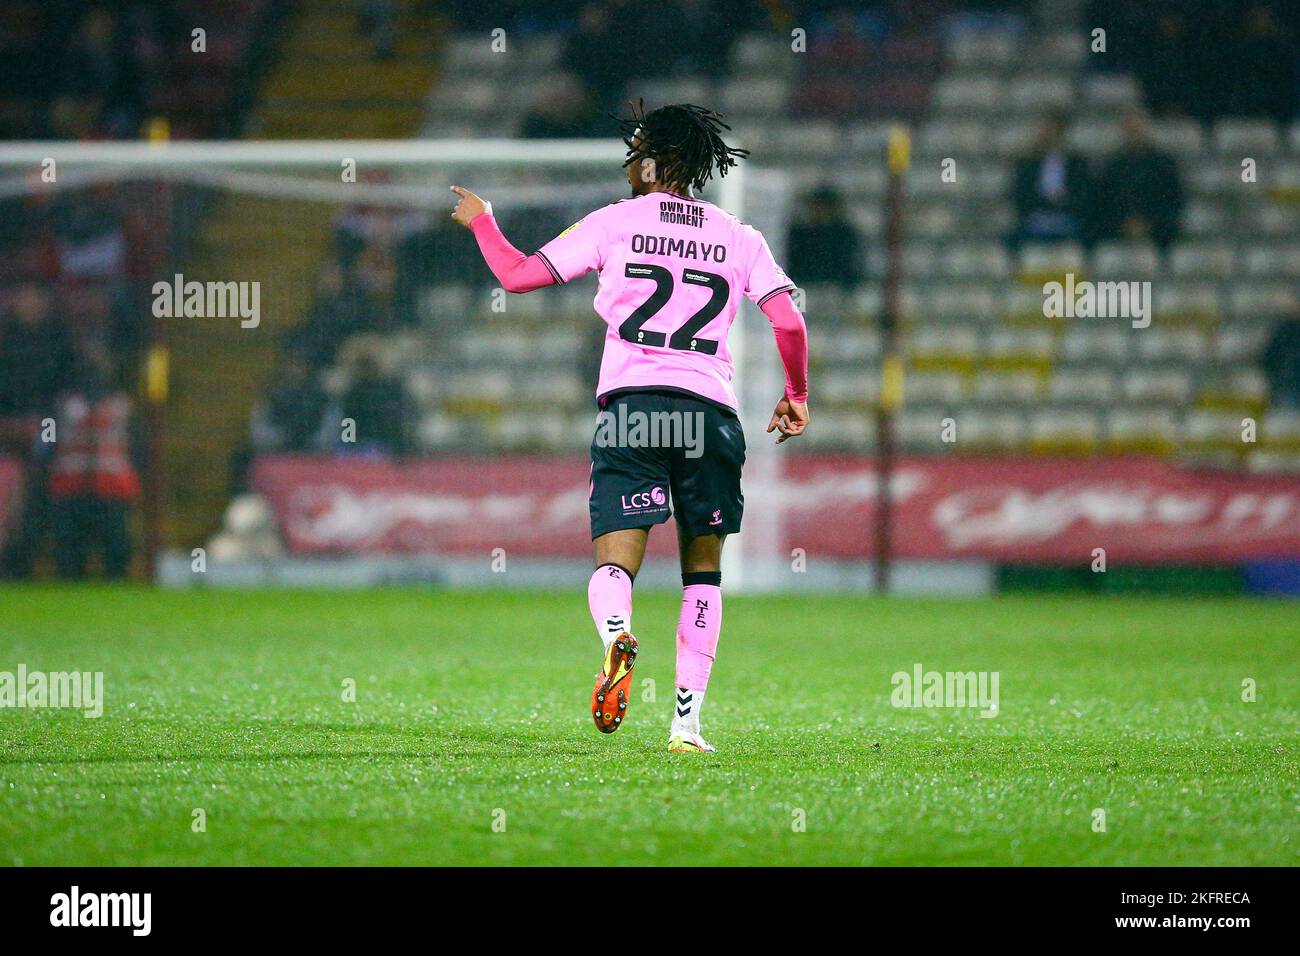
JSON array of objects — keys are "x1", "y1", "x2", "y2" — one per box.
[
  {"x1": 579, "y1": 196, "x2": 639, "y2": 229},
  {"x1": 552, "y1": 198, "x2": 632, "y2": 242}
]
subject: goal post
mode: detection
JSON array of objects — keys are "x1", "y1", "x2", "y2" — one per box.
[{"x1": 0, "y1": 139, "x2": 794, "y2": 591}]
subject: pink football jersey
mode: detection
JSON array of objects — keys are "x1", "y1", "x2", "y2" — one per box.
[{"x1": 536, "y1": 192, "x2": 794, "y2": 411}]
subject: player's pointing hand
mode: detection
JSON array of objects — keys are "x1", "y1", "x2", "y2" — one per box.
[
  {"x1": 450, "y1": 185, "x2": 491, "y2": 228},
  {"x1": 767, "y1": 396, "x2": 809, "y2": 443}
]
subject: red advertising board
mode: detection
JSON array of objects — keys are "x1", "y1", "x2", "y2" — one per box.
[{"x1": 252, "y1": 454, "x2": 1300, "y2": 563}]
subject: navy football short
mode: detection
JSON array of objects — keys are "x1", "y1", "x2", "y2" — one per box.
[{"x1": 588, "y1": 390, "x2": 746, "y2": 540}]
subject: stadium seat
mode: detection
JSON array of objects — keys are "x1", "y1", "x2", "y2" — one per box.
[
  {"x1": 1069, "y1": 118, "x2": 1124, "y2": 157},
  {"x1": 1182, "y1": 200, "x2": 1230, "y2": 237},
  {"x1": 1247, "y1": 450, "x2": 1300, "y2": 473},
  {"x1": 1104, "y1": 408, "x2": 1179, "y2": 454},
  {"x1": 909, "y1": 202, "x2": 963, "y2": 240},
  {"x1": 1027, "y1": 407, "x2": 1100, "y2": 453},
  {"x1": 991, "y1": 121, "x2": 1037, "y2": 157},
  {"x1": 721, "y1": 77, "x2": 789, "y2": 117},
  {"x1": 917, "y1": 121, "x2": 990, "y2": 156},
  {"x1": 1213, "y1": 118, "x2": 1281, "y2": 154},
  {"x1": 819, "y1": 370, "x2": 881, "y2": 406},
  {"x1": 1154, "y1": 281, "x2": 1221, "y2": 322},
  {"x1": 1135, "y1": 328, "x2": 1209, "y2": 363},
  {"x1": 1227, "y1": 282, "x2": 1297, "y2": 320},
  {"x1": 1027, "y1": 32, "x2": 1086, "y2": 68},
  {"x1": 730, "y1": 36, "x2": 791, "y2": 74},
  {"x1": 1182, "y1": 409, "x2": 1249, "y2": 450},
  {"x1": 954, "y1": 408, "x2": 1026, "y2": 449},
  {"x1": 897, "y1": 408, "x2": 955, "y2": 451},
  {"x1": 1091, "y1": 242, "x2": 1161, "y2": 279},
  {"x1": 1248, "y1": 204, "x2": 1300, "y2": 238},
  {"x1": 942, "y1": 242, "x2": 1010, "y2": 279},
  {"x1": 931, "y1": 75, "x2": 1005, "y2": 113},
  {"x1": 1262, "y1": 410, "x2": 1300, "y2": 449},
  {"x1": 1213, "y1": 325, "x2": 1273, "y2": 362},
  {"x1": 986, "y1": 327, "x2": 1055, "y2": 366},
  {"x1": 1005, "y1": 75, "x2": 1074, "y2": 113},
  {"x1": 1122, "y1": 368, "x2": 1193, "y2": 404},
  {"x1": 909, "y1": 324, "x2": 980, "y2": 370},
  {"x1": 1080, "y1": 74, "x2": 1141, "y2": 110},
  {"x1": 945, "y1": 31, "x2": 1018, "y2": 71},
  {"x1": 1049, "y1": 367, "x2": 1117, "y2": 404},
  {"x1": 972, "y1": 369, "x2": 1041, "y2": 401},
  {"x1": 1242, "y1": 245, "x2": 1300, "y2": 277},
  {"x1": 808, "y1": 410, "x2": 874, "y2": 450},
  {"x1": 904, "y1": 370, "x2": 966, "y2": 403},
  {"x1": 1169, "y1": 242, "x2": 1236, "y2": 279},
  {"x1": 1018, "y1": 242, "x2": 1085, "y2": 279},
  {"x1": 923, "y1": 282, "x2": 1000, "y2": 321},
  {"x1": 1061, "y1": 328, "x2": 1129, "y2": 363},
  {"x1": 1148, "y1": 118, "x2": 1205, "y2": 155}
]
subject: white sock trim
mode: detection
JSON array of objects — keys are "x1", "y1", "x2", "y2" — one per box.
[{"x1": 672, "y1": 686, "x2": 705, "y2": 732}]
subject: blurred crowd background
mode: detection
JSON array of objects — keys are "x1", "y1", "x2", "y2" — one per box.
[{"x1": 1, "y1": 0, "x2": 1299, "y2": 581}]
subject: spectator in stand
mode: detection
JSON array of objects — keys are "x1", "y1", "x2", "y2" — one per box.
[
  {"x1": 1092, "y1": 109, "x2": 1184, "y2": 254},
  {"x1": 1231, "y1": 3, "x2": 1298, "y2": 123},
  {"x1": 667, "y1": 0, "x2": 749, "y2": 78},
  {"x1": 229, "y1": 357, "x2": 330, "y2": 496},
  {"x1": 358, "y1": 0, "x2": 396, "y2": 60},
  {"x1": 52, "y1": 183, "x2": 126, "y2": 280},
  {"x1": 251, "y1": 356, "x2": 330, "y2": 454},
  {"x1": 1263, "y1": 310, "x2": 1300, "y2": 410},
  {"x1": 53, "y1": 7, "x2": 142, "y2": 139},
  {"x1": 521, "y1": 74, "x2": 604, "y2": 139},
  {"x1": 561, "y1": 3, "x2": 630, "y2": 112},
  {"x1": 1007, "y1": 113, "x2": 1092, "y2": 252},
  {"x1": 0, "y1": 284, "x2": 76, "y2": 422},
  {"x1": 284, "y1": 263, "x2": 372, "y2": 369},
  {"x1": 0, "y1": 285, "x2": 76, "y2": 577},
  {"x1": 336, "y1": 350, "x2": 410, "y2": 457},
  {"x1": 786, "y1": 186, "x2": 865, "y2": 289},
  {"x1": 47, "y1": 348, "x2": 141, "y2": 579},
  {"x1": 1133, "y1": 10, "x2": 1197, "y2": 118}
]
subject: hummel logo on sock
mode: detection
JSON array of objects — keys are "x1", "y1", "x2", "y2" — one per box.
[{"x1": 676, "y1": 689, "x2": 692, "y2": 718}]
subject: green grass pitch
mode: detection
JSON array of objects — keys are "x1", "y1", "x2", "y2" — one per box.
[{"x1": 0, "y1": 585, "x2": 1296, "y2": 866}]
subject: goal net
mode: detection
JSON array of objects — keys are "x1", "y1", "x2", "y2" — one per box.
[{"x1": 0, "y1": 140, "x2": 800, "y2": 591}]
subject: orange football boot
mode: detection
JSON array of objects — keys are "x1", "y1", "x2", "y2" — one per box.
[{"x1": 591, "y1": 632, "x2": 638, "y2": 734}]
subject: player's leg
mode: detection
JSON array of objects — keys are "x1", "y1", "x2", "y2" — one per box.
[
  {"x1": 586, "y1": 393, "x2": 673, "y2": 734},
  {"x1": 670, "y1": 532, "x2": 724, "y2": 752},
  {"x1": 588, "y1": 528, "x2": 648, "y2": 650},
  {"x1": 665, "y1": 396, "x2": 745, "y2": 753},
  {"x1": 587, "y1": 528, "x2": 649, "y2": 734}
]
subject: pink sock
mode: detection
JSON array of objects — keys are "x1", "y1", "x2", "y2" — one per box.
[
  {"x1": 676, "y1": 583, "x2": 722, "y2": 691},
  {"x1": 588, "y1": 563, "x2": 633, "y2": 647}
]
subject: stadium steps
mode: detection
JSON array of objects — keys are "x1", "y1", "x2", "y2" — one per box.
[{"x1": 161, "y1": 3, "x2": 445, "y2": 547}]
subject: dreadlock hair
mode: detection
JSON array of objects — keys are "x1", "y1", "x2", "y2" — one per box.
[{"x1": 614, "y1": 101, "x2": 750, "y2": 194}]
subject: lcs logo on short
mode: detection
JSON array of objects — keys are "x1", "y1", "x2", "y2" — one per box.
[{"x1": 621, "y1": 486, "x2": 667, "y2": 512}]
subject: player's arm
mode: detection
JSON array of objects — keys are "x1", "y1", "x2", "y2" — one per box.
[
  {"x1": 450, "y1": 186, "x2": 556, "y2": 294},
  {"x1": 760, "y1": 290, "x2": 810, "y2": 443}
]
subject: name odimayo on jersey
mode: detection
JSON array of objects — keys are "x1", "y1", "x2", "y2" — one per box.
[{"x1": 630, "y1": 234, "x2": 728, "y2": 262}]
